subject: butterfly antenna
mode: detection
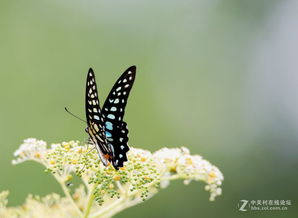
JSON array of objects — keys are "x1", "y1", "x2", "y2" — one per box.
[{"x1": 65, "y1": 107, "x2": 86, "y2": 123}]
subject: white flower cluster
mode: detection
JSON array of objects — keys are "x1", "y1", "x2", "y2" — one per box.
[
  {"x1": 0, "y1": 191, "x2": 79, "y2": 218},
  {"x1": 6, "y1": 138, "x2": 224, "y2": 217},
  {"x1": 153, "y1": 147, "x2": 223, "y2": 201},
  {"x1": 12, "y1": 138, "x2": 47, "y2": 164}
]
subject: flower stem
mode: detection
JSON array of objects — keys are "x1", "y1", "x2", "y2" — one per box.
[
  {"x1": 83, "y1": 188, "x2": 96, "y2": 218},
  {"x1": 56, "y1": 176, "x2": 83, "y2": 217},
  {"x1": 90, "y1": 197, "x2": 125, "y2": 218},
  {"x1": 97, "y1": 197, "x2": 143, "y2": 218}
]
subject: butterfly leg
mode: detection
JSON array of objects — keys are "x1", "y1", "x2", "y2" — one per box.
[
  {"x1": 86, "y1": 145, "x2": 96, "y2": 154},
  {"x1": 76, "y1": 143, "x2": 99, "y2": 176}
]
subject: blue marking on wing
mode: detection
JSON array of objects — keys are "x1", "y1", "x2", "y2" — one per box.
[
  {"x1": 105, "y1": 131, "x2": 112, "y2": 138},
  {"x1": 105, "y1": 121, "x2": 113, "y2": 130}
]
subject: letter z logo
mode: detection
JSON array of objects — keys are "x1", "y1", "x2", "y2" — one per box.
[{"x1": 238, "y1": 200, "x2": 249, "y2": 211}]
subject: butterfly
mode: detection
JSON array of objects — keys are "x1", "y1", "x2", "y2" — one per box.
[{"x1": 85, "y1": 66, "x2": 136, "y2": 170}]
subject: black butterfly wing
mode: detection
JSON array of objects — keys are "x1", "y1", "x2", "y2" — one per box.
[
  {"x1": 102, "y1": 66, "x2": 136, "y2": 169},
  {"x1": 85, "y1": 68, "x2": 112, "y2": 166}
]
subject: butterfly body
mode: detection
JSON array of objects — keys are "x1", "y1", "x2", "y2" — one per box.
[{"x1": 85, "y1": 66, "x2": 136, "y2": 170}]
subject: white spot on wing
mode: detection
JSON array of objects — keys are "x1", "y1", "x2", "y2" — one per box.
[
  {"x1": 111, "y1": 107, "x2": 117, "y2": 111},
  {"x1": 107, "y1": 114, "x2": 115, "y2": 119},
  {"x1": 94, "y1": 115, "x2": 100, "y2": 120}
]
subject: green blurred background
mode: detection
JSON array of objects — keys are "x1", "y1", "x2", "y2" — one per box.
[{"x1": 1, "y1": 0, "x2": 298, "y2": 217}]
